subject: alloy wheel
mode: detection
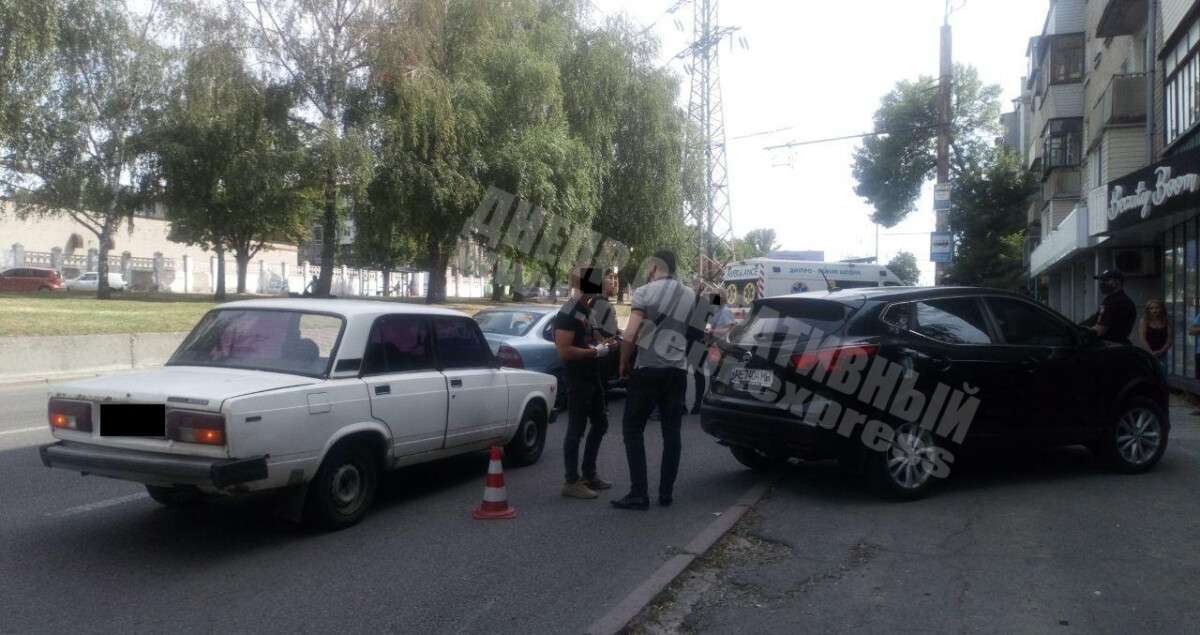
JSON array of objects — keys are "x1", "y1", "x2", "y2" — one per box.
[
  {"x1": 887, "y1": 423, "x2": 938, "y2": 490},
  {"x1": 1115, "y1": 407, "x2": 1163, "y2": 466}
]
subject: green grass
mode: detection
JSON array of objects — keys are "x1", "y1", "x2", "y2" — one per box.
[{"x1": 0, "y1": 291, "x2": 632, "y2": 337}]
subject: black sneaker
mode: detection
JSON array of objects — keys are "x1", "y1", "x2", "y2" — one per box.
[{"x1": 610, "y1": 494, "x2": 650, "y2": 510}]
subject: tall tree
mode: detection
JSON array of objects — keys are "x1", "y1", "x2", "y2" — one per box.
[
  {"x1": 9, "y1": 0, "x2": 170, "y2": 299},
  {"x1": 886, "y1": 250, "x2": 921, "y2": 286},
  {"x1": 146, "y1": 8, "x2": 311, "y2": 298},
  {"x1": 852, "y1": 65, "x2": 1001, "y2": 227},
  {"x1": 942, "y1": 148, "x2": 1035, "y2": 289},
  {"x1": 237, "y1": 0, "x2": 387, "y2": 297}
]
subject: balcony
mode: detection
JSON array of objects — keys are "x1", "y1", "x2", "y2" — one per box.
[
  {"x1": 1088, "y1": 73, "x2": 1147, "y2": 149},
  {"x1": 1096, "y1": 0, "x2": 1148, "y2": 38},
  {"x1": 1043, "y1": 168, "x2": 1082, "y2": 201},
  {"x1": 1030, "y1": 203, "x2": 1090, "y2": 276}
]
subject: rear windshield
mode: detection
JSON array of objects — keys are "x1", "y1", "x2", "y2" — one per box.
[
  {"x1": 169, "y1": 309, "x2": 344, "y2": 377},
  {"x1": 732, "y1": 299, "x2": 850, "y2": 345},
  {"x1": 474, "y1": 310, "x2": 546, "y2": 336}
]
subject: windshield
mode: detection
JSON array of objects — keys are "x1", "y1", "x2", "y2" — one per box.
[
  {"x1": 168, "y1": 309, "x2": 344, "y2": 377},
  {"x1": 474, "y1": 310, "x2": 546, "y2": 336}
]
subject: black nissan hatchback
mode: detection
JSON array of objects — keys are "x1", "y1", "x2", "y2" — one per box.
[{"x1": 700, "y1": 287, "x2": 1170, "y2": 499}]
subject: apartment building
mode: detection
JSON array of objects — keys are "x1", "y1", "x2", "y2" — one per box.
[{"x1": 1013, "y1": 0, "x2": 1200, "y2": 384}]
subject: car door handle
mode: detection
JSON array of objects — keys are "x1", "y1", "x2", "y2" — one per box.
[
  {"x1": 374, "y1": 385, "x2": 391, "y2": 396},
  {"x1": 929, "y1": 357, "x2": 951, "y2": 371},
  {"x1": 450, "y1": 378, "x2": 463, "y2": 388}
]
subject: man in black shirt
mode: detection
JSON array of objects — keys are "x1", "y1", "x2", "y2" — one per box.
[
  {"x1": 553, "y1": 266, "x2": 618, "y2": 499},
  {"x1": 1082, "y1": 269, "x2": 1137, "y2": 344}
]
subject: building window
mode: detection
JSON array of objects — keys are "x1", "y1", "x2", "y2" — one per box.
[
  {"x1": 1043, "y1": 118, "x2": 1082, "y2": 169},
  {"x1": 1046, "y1": 33, "x2": 1085, "y2": 85},
  {"x1": 1165, "y1": 17, "x2": 1200, "y2": 144}
]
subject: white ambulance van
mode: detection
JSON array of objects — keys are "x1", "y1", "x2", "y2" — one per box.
[{"x1": 720, "y1": 258, "x2": 907, "y2": 320}]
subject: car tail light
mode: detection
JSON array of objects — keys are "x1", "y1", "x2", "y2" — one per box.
[
  {"x1": 791, "y1": 344, "x2": 879, "y2": 375},
  {"x1": 497, "y1": 344, "x2": 524, "y2": 368},
  {"x1": 167, "y1": 410, "x2": 226, "y2": 446},
  {"x1": 48, "y1": 399, "x2": 93, "y2": 432}
]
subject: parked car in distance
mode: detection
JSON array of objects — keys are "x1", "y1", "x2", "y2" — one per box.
[
  {"x1": 701, "y1": 286, "x2": 1170, "y2": 499},
  {"x1": 0, "y1": 267, "x2": 64, "y2": 292},
  {"x1": 474, "y1": 304, "x2": 630, "y2": 408},
  {"x1": 475, "y1": 307, "x2": 564, "y2": 407},
  {"x1": 39, "y1": 299, "x2": 557, "y2": 529},
  {"x1": 65, "y1": 271, "x2": 127, "y2": 292}
]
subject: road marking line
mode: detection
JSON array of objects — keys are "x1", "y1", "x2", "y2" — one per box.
[
  {"x1": 0, "y1": 426, "x2": 46, "y2": 436},
  {"x1": 47, "y1": 492, "x2": 150, "y2": 518}
]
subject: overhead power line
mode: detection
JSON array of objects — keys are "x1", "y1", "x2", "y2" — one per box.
[{"x1": 762, "y1": 123, "x2": 943, "y2": 151}]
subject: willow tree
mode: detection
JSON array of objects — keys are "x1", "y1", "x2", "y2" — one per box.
[{"x1": 361, "y1": 0, "x2": 598, "y2": 303}]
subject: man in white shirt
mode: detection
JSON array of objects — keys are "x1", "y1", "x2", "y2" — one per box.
[{"x1": 613, "y1": 251, "x2": 697, "y2": 510}]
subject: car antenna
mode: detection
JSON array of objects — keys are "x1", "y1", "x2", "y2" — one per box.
[{"x1": 817, "y1": 266, "x2": 835, "y2": 293}]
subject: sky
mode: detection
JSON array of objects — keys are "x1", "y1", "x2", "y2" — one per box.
[{"x1": 596, "y1": 0, "x2": 1051, "y2": 284}]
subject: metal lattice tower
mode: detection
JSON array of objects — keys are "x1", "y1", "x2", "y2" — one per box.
[{"x1": 681, "y1": 0, "x2": 737, "y2": 285}]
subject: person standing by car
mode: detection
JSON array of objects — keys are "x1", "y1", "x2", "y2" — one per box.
[
  {"x1": 614, "y1": 251, "x2": 696, "y2": 510},
  {"x1": 1139, "y1": 299, "x2": 1171, "y2": 369},
  {"x1": 692, "y1": 292, "x2": 736, "y2": 414},
  {"x1": 553, "y1": 266, "x2": 617, "y2": 500},
  {"x1": 1082, "y1": 270, "x2": 1137, "y2": 344}
]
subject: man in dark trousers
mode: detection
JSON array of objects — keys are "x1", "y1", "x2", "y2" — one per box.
[
  {"x1": 1082, "y1": 269, "x2": 1137, "y2": 344},
  {"x1": 613, "y1": 251, "x2": 696, "y2": 510},
  {"x1": 553, "y1": 266, "x2": 617, "y2": 500}
]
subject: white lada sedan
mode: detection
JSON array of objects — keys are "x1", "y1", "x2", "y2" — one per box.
[{"x1": 39, "y1": 299, "x2": 557, "y2": 529}]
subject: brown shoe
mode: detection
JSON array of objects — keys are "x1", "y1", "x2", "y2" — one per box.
[
  {"x1": 562, "y1": 481, "x2": 599, "y2": 499},
  {"x1": 584, "y1": 477, "x2": 613, "y2": 491}
]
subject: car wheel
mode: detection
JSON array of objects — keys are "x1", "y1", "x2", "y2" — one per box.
[
  {"x1": 871, "y1": 422, "x2": 941, "y2": 500},
  {"x1": 304, "y1": 442, "x2": 379, "y2": 530},
  {"x1": 1100, "y1": 397, "x2": 1169, "y2": 474},
  {"x1": 729, "y1": 445, "x2": 781, "y2": 472},
  {"x1": 145, "y1": 484, "x2": 206, "y2": 507},
  {"x1": 504, "y1": 403, "x2": 547, "y2": 467}
]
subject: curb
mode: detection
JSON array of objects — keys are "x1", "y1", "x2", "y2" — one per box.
[{"x1": 584, "y1": 479, "x2": 774, "y2": 635}]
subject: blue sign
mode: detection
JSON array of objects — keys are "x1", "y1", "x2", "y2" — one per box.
[{"x1": 930, "y1": 232, "x2": 953, "y2": 263}]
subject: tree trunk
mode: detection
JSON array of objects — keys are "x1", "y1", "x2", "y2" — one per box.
[
  {"x1": 490, "y1": 258, "x2": 504, "y2": 302},
  {"x1": 235, "y1": 252, "x2": 251, "y2": 294},
  {"x1": 214, "y1": 246, "x2": 227, "y2": 301},
  {"x1": 96, "y1": 223, "x2": 112, "y2": 300},
  {"x1": 382, "y1": 268, "x2": 391, "y2": 297},
  {"x1": 547, "y1": 269, "x2": 560, "y2": 303},
  {"x1": 426, "y1": 239, "x2": 448, "y2": 304},
  {"x1": 317, "y1": 165, "x2": 338, "y2": 297}
]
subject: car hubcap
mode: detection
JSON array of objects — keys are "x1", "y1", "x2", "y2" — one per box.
[
  {"x1": 522, "y1": 418, "x2": 539, "y2": 449},
  {"x1": 1115, "y1": 408, "x2": 1162, "y2": 466},
  {"x1": 331, "y1": 464, "x2": 362, "y2": 509},
  {"x1": 887, "y1": 424, "x2": 937, "y2": 489}
]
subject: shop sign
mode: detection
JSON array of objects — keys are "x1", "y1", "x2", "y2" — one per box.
[{"x1": 1107, "y1": 147, "x2": 1200, "y2": 232}]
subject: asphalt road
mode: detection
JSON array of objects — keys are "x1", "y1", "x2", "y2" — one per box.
[
  {"x1": 0, "y1": 382, "x2": 761, "y2": 634},
  {"x1": 655, "y1": 400, "x2": 1200, "y2": 633}
]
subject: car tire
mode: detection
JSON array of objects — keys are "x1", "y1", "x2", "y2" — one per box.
[
  {"x1": 729, "y1": 445, "x2": 781, "y2": 472},
  {"x1": 1099, "y1": 396, "x2": 1169, "y2": 474},
  {"x1": 145, "y1": 484, "x2": 206, "y2": 507},
  {"x1": 504, "y1": 403, "x2": 547, "y2": 467},
  {"x1": 304, "y1": 442, "x2": 379, "y2": 531},
  {"x1": 870, "y1": 422, "x2": 942, "y2": 500}
]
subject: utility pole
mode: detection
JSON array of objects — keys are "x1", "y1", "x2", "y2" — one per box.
[
  {"x1": 682, "y1": 0, "x2": 738, "y2": 287},
  {"x1": 935, "y1": 2, "x2": 953, "y2": 285}
]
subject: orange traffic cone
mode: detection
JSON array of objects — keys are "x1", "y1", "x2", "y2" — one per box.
[{"x1": 472, "y1": 446, "x2": 517, "y2": 520}]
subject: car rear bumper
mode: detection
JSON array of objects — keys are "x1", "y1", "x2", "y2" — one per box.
[
  {"x1": 39, "y1": 441, "x2": 268, "y2": 489},
  {"x1": 700, "y1": 400, "x2": 840, "y2": 459}
]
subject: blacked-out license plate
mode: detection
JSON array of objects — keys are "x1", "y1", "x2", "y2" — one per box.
[{"x1": 100, "y1": 403, "x2": 166, "y2": 437}]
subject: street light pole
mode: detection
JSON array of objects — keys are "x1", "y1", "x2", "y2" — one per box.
[{"x1": 935, "y1": 4, "x2": 953, "y2": 285}]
